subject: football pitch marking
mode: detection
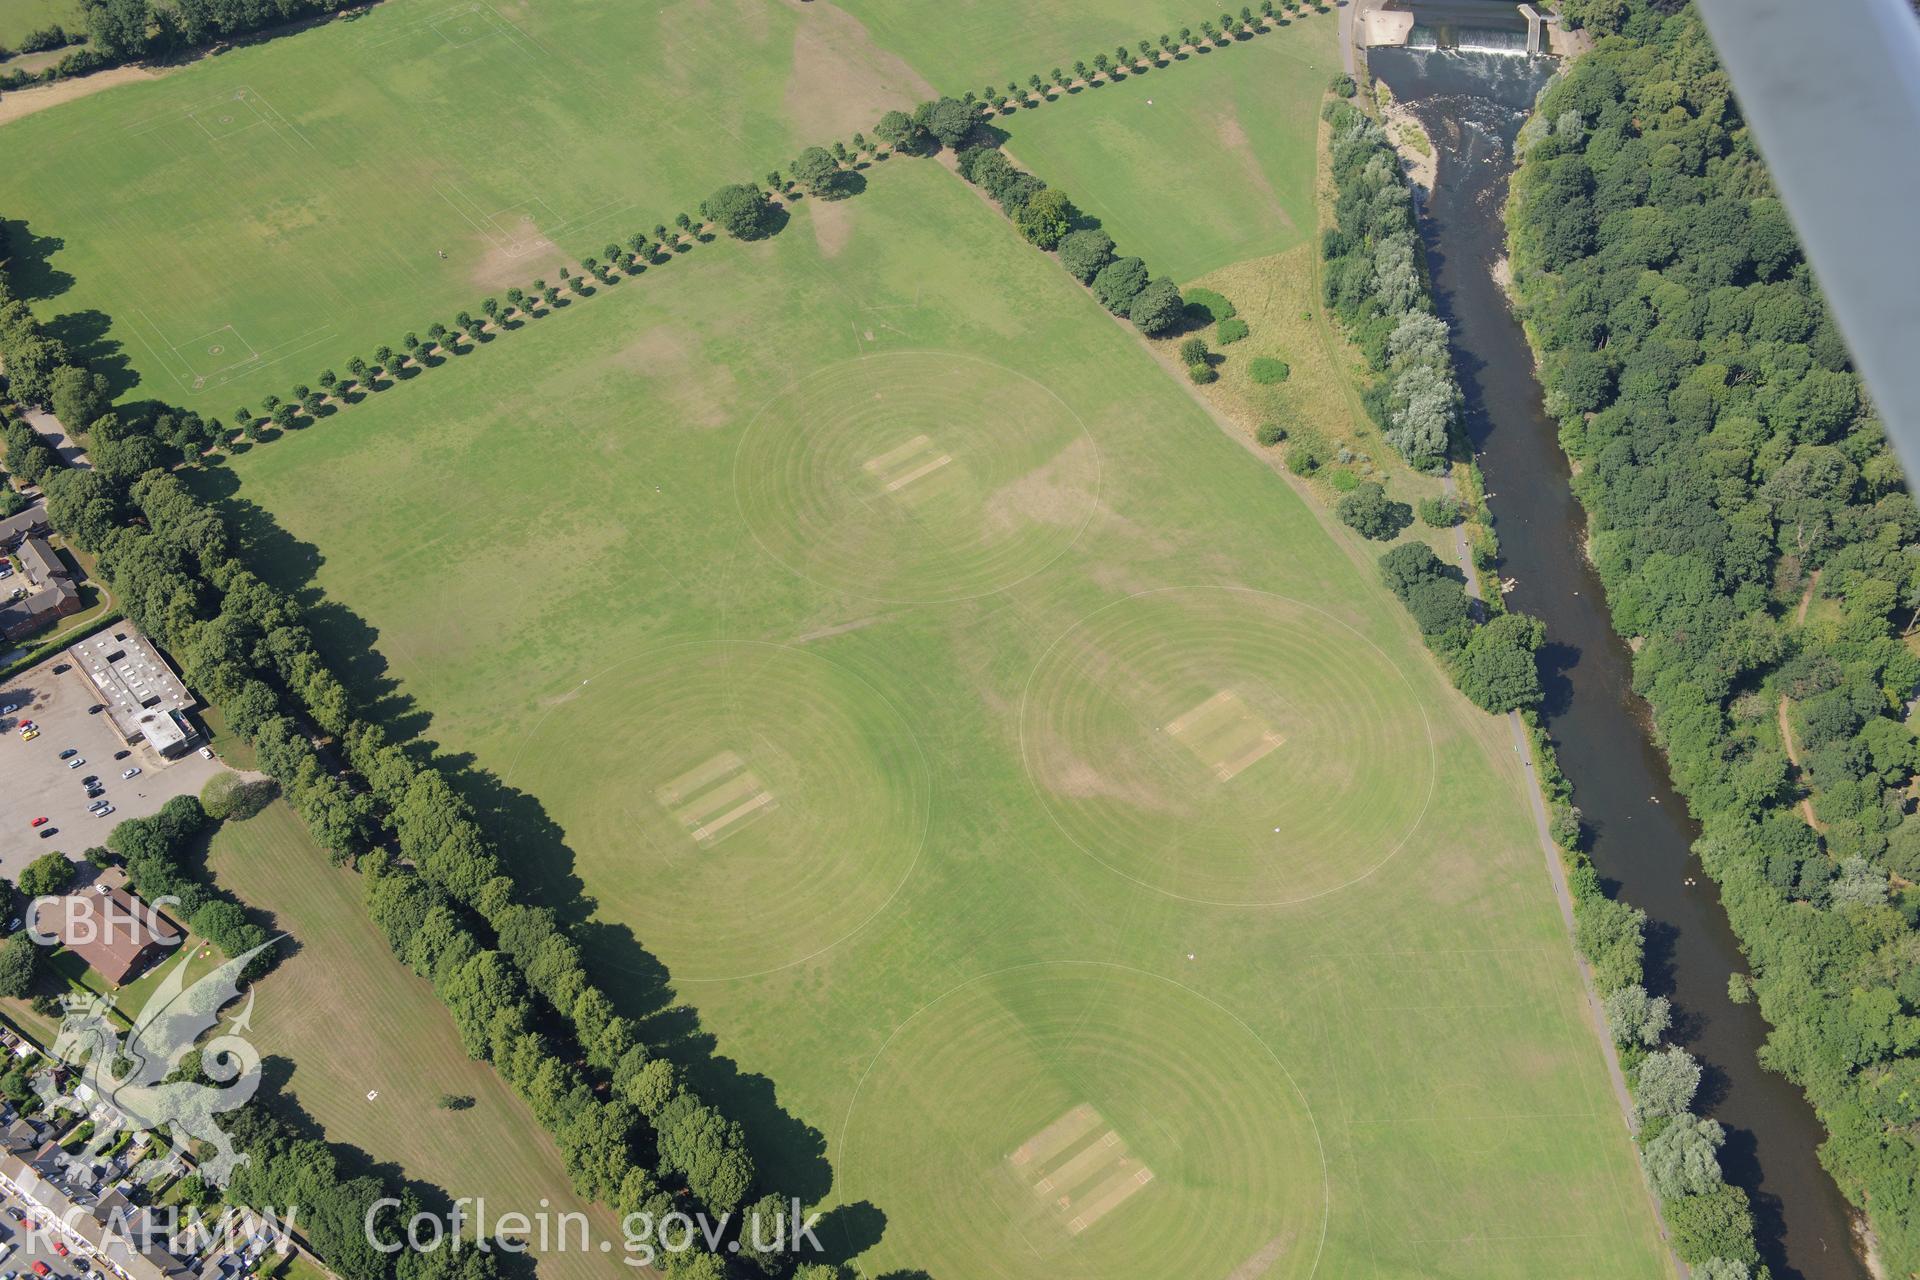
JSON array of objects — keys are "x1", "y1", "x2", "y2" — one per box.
[
  {"x1": 359, "y1": 2, "x2": 546, "y2": 60},
  {"x1": 655, "y1": 750, "x2": 777, "y2": 847},
  {"x1": 127, "y1": 306, "x2": 336, "y2": 395},
  {"x1": 127, "y1": 85, "x2": 316, "y2": 155}
]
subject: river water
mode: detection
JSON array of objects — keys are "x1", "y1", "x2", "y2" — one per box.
[{"x1": 1368, "y1": 45, "x2": 1869, "y2": 1280}]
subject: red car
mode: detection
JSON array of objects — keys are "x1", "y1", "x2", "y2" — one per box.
[
  {"x1": 52, "y1": 1241, "x2": 68, "y2": 1257},
  {"x1": 32, "y1": 1261, "x2": 49, "y2": 1277},
  {"x1": 28, "y1": 817, "x2": 47, "y2": 828}
]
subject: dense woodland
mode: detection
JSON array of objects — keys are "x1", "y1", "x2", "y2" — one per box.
[{"x1": 1511, "y1": 2, "x2": 1920, "y2": 1269}]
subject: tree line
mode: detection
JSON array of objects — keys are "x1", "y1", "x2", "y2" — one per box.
[
  {"x1": 2, "y1": 262, "x2": 842, "y2": 1279},
  {"x1": 1320, "y1": 96, "x2": 1461, "y2": 470},
  {"x1": 952, "y1": 0, "x2": 1329, "y2": 117},
  {"x1": 1508, "y1": 1, "x2": 1920, "y2": 1271},
  {"x1": 0, "y1": 0, "x2": 366, "y2": 92},
  {"x1": 954, "y1": 140, "x2": 1186, "y2": 335},
  {"x1": 63, "y1": 466, "x2": 806, "y2": 1275},
  {"x1": 82, "y1": 2, "x2": 1338, "y2": 452}
]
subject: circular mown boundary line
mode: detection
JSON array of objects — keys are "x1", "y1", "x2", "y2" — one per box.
[
  {"x1": 500, "y1": 639, "x2": 934, "y2": 985},
  {"x1": 731, "y1": 348, "x2": 1104, "y2": 605},
  {"x1": 835, "y1": 959, "x2": 1330, "y2": 1280},
  {"x1": 1018, "y1": 585, "x2": 1439, "y2": 908}
]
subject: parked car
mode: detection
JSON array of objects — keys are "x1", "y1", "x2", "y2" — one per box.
[
  {"x1": 65, "y1": 758, "x2": 84, "y2": 770},
  {"x1": 84, "y1": 789, "x2": 104, "y2": 801},
  {"x1": 74, "y1": 1261, "x2": 90, "y2": 1275},
  {"x1": 199, "y1": 746, "x2": 214, "y2": 760},
  {"x1": 50, "y1": 1241, "x2": 66, "y2": 1259},
  {"x1": 121, "y1": 767, "x2": 140, "y2": 779},
  {"x1": 19, "y1": 720, "x2": 34, "y2": 730},
  {"x1": 32, "y1": 1259, "x2": 49, "y2": 1277},
  {"x1": 57, "y1": 748, "x2": 76, "y2": 760},
  {"x1": 80, "y1": 775, "x2": 97, "y2": 785},
  {"x1": 37, "y1": 828, "x2": 56, "y2": 839},
  {"x1": 87, "y1": 706, "x2": 103, "y2": 715},
  {"x1": 112, "y1": 750, "x2": 129, "y2": 760},
  {"x1": 0, "y1": 703, "x2": 16, "y2": 715},
  {"x1": 27, "y1": 817, "x2": 45, "y2": 828},
  {"x1": 90, "y1": 806, "x2": 113, "y2": 819},
  {"x1": 19, "y1": 730, "x2": 36, "y2": 742},
  {"x1": 5, "y1": 1206, "x2": 21, "y2": 1220}
]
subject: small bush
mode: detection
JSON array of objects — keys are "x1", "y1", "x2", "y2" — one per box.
[
  {"x1": 1184, "y1": 287, "x2": 1237, "y2": 324},
  {"x1": 1250, "y1": 357, "x2": 1291, "y2": 384},
  {"x1": 1216, "y1": 317, "x2": 1249, "y2": 344},
  {"x1": 1187, "y1": 362, "x2": 1218, "y2": 385},
  {"x1": 1330, "y1": 72, "x2": 1357, "y2": 98},
  {"x1": 1329, "y1": 469, "x2": 1361, "y2": 493},
  {"x1": 1418, "y1": 495, "x2": 1464, "y2": 527},
  {"x1": 1286, "y1": 440, "x2": 1323, "y2": 475},
  {"x1": 1178, "y1": 337, "x2": 1209, "y2": 365},
  {"x1": 1256, "y1": 422, "x2": 1287, "y2": 447}
]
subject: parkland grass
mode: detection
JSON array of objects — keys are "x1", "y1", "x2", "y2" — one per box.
[
  {"x1": 202, "y1": 800, "x2": 624, "y2": 1280},
  {"x1": 0, "y1": 0, "x2": 79, "y2": 53},
  {"x1": 212, "y1": 152, "x2": 1674, "y2": 1278},
  {"x1": 999, "y1": 16, "x2": 1339, "y2": 282},
  {"x1": 0, "y1": 0, "x2": 931, "y2": 416}
]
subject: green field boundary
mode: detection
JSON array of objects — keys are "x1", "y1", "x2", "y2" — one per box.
[{"x1": 189, "y1": 1, "x2": 1342, "y2": 464}]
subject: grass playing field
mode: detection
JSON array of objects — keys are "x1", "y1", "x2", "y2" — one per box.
[
  {"x1": 999, "y1": 18, "x2": 1339, "y2": 282},
  {"x1": 0, "y1": 0, "x2": 933, "y2": 416},
  {"x1": 207, "y1": 147, "x2": 1674, "y2": 1277},
  {"x1": 201, "y1": 801, "x2": 626, "y2": 1280},
  {"x1": 0, "y1": 0, "x2": 79, "y2": 53}
]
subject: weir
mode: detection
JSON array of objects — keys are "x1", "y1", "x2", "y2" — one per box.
[{"x1": 1360, "y1": 0, "x2": 1563, "y2": 55}]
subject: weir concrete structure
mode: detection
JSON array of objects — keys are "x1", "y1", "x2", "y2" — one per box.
[{"x1": 1358, "y1": 0, "x2": 1560, "y2": 52}]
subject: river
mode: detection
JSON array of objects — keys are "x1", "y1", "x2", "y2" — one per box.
[{"x1": 1367, "y1": 44, "x2": 1870, "y2": 1280}]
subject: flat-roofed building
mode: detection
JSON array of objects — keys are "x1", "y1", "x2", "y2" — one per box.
[{"x1": 67, "y1": 625, "x2": 199, "y2": 756}]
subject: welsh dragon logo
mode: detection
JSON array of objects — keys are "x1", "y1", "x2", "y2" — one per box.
[{"x1": 34, "y1": 939, "x2": 277, "y2": 1188}]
